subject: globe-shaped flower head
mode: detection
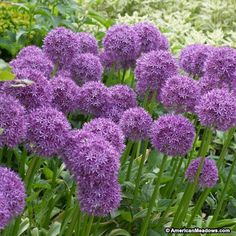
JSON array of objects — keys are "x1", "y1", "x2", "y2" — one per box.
[
  {"x1": 150, "y1": 114, "x2": 195, "y2": 156},
  {"x1": 179, "y1": 44, "x2": 213, "y2": 77},
  {"x1": 50, "y1": 75, "x2": 80, "y2": 114},
  {"x1": 0, "y1": 167, "x2": 26, "y2": 219},
  {"x1": 103, "y1": 85, "x2": 137, "y2": 122},
  {"x1": 185, "y1": 157, "x2": 218, "y2": 188},
  {"x1": 135, "y1": 50, "x2": 178, "y2": 98},
  {"x1": 43, "y1": 27, "x2": 79, "y2": 69},
  {"x1": 27, "y1": 107, "x2": 71, "y2": 157},
  {"x1": 203, "y1": 46, "x2": 236, "y2": 91},
  {"x1": 83, "y1": 118, "x2": 125, "y2": 155},
  {"x1": 77, "y1": 81, "x2": 111, "y2": 117},
  {"x1": 120, "y1": 107, "x2": 153, "y2": 141},
  {"x1": 134, "y1": 22, "x2": 169, "y2": 54},
  {"x1": 10, "y1": 49, "x2": 53, "y2": 79},
  {"x1": 2, "y1": 69, "x2": 53, "y2": 111},
  {"x1": 160, "y1": 75, "x2": 200, "y2": 113},
  {"x1": 70, "y1": 53, "x2": 103, "y2": 86},
  {"x1": 0, "y1": 94, "x2": 27, "y2": 148},
  {"x1": 76, "y1": 32, "x2": 99, "y2": 55},
  {"x1": 78, "y1": 179, "x2": 121, "y2": 216},
  {"x1": 103, "y1": 24, "x2": 141, "y2": 68},
  {"x1": 195, "y1": 88, "x2": 236, "y2": 131}
]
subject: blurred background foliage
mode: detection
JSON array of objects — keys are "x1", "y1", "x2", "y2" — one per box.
[{"x1": 0, "y1": 0, "x2": 236, "y2": 59}]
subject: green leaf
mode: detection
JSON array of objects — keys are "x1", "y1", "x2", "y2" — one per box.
[
  {"x1": 121, "y1": 211, "x2": 132, "y2": 222},
  {"x1": 43, "y1": 167, "x2": 53, "y2": 179},
  {"x1": 48, "y1": 222, "x2": 61, "y2": 236},
  {"x1": 0, "y1": 70, "x2": 15, "y2": 81},
  {"x1": 18, "y1": 218, "x2": 30, "y2": 236}
]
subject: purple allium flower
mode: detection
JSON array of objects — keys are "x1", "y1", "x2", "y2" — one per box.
[
  {"x1": 78, "y1": 179, "x2": 121, "y2": 216},
  {"x1": 0, "y1": 193, "x2": 11, "y2": 230},
  {"x1": 83, "y1": 118, "x2": 125, "y2": 155},
  {"x1": 103, "y1": 24, "x2": 141, "y2": 68},
  {"x1": 10, "y1": 52, "x2": 53, "y2": 79},
  {"x1": 134, "y1": 22, "x2": 169, "y2": 54},
  {"x1": 0, "y1": 167, "x2": 26, "y2": 217},
  {"x1": 60, "y1": 130, "x2": 92, "y2": 173},
  {"x1": 119, "y1": 107, "x2": 153, "y2": 141},
  {"x1": 61, "y1": 130, "x2": 120, "y2": 180},
  {"x1": 150, "y1": 114, "x2": 195, "y2": 156},
  {"x1": 16, "y1": 45, "x2": 44, "y2": 58},
  {"x1": 77, "y1": 81, "x2": 111, "y2": 117},
  {"x1": 195, "y1": 89, "x2": 236, "y2": 131},
  {"x1": 160, "y1": 75, "x2": 201, "y2": 113},
  {"x1": 185, "y1": 157, "x2": 218, "y2": 188},
  {"x1": 27, "y1": 107, "x2": 71, "y2": 157},
  {"x1": 70, "y1": 53, "x2": 103, "y2": 86},
  {"x1": 135, "y1": 50, "x2": 178, "y2": 97},
  {"x1": 50, "y1": 75, "x2": 80, "y2": 114},
  {"x1": 0, "y1": 94, "x2": 27, "y2": 148},
  {"x1": 76, "y1": 32, "x2": 99, "y2": 55},
  {"x1": 179, "y1": 44, "x2": 213, "y2": 77},
  {"x1": 103, "y1": 85, "x2": 138, "y2": 122},
  {"x1": 42, "y1": 27, "x2": 79, "y2": 69},
  {"x1": 2, "y1": 69, "x2": 53, "y2": 111},
  {"x1": 203, "y1": 46, "x2": 236, "y2": 89}
]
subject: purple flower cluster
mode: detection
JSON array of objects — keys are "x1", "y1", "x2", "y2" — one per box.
[
  {"x1": 0, "y1": 94, "x2": 27, "y2": 148},
  {"x1": 0, "y1": 167, "x2": 26, "y2": 229},
  {"x1": 2, "y1": 69, "x2": 53, "y2": 111},
  {"x1": 195, "y1": 89, "x2": 236, "y2": 131},
  {"x1": 150, "y1": 114, "x2": 195, "y2": 156},
  {"x1": 77, "y1": 81, "x2": 110, "y2": 117},
  {"x1": 103, "y1": 24, "x2": 141, "y2": 69},
  {"x1": 43, "y1": 27, "x2": 79, "y2": 69},
  {"x1": 76, "y1": 32, "x2": 99, "y2": 55},
  {"x1": 27, "y1": 107, "x2": 71, "y2": 157},
  {"x1": 185, "y1": 157, "x2": 218, "y2": 188},
  {"x1": 160, "y1": 75, "x2": 200, "y2": 113},
  {"x1": 119, "y1": 107, "x2": 152, "y2": 141},
  {"x1": 61, "y1": 130, "x2": 121, "y2": 216},
  {"x1": 201, "y1": 47, "x2": 236, "y2": 93},
  {"x1": 50, "y1": 75, "x2": 80, "y2": 114},
  {"x1": 134, "y1": 22, "x2": 169, "y2": 54},
  {"x1": 135, "y1": 50, "x2": 178, "y2": 97},
  {"x1": 179, "y1": 44, "x2": 213, "y2": 77},
  {"x1": 103, "y1": 85, "x2": 137, "y2": 122},
  {"x1": 70, "y1": 53, "x2": 103, "y2": 86},
  {"x1": 10, "y1": 50, "x2": 53, "y2": 79},
  {"x1": 83, "y1": 118, "x2": 125, "y2": 155}
]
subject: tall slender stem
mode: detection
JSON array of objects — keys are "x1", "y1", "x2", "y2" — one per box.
[
  {"x1": 65, "y1": 204, "x2": 80, "y2": 236},
  {"x1": 133, "y1": 140, "x2": 149, "y2": 202},
  {"x1": 140, "y1": 155, "x2": 168, "y2": 236},
  {"x1": 121, "y1": 141, "x2": 133, "y2": 167},
  {"x1": 126, "y1": 142, "x2": 138, "y2": 181},
  {"x1": 84, "y1": 215, "x2": 94, "y2": 236}
]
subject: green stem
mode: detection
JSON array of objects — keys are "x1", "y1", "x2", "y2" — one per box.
[
  {"x1": 140, "y1": 155, "x2": 168, "y2": 236},
  {"x1": 133, "y1": 140, "x2": 149, "y2": 202},
  {"x1": 11, "y1": 217, "x2": 21, "y2": 236},
  {"x1": 121, "y1": 141, "x2": 133, "y2": 167},
  {"x1": 24, "y1": 156, "x2": 42, "y2": 191},
  {"x1": 121, "y1": 69, "x2": 126, "y2": 84},
  {"x1": 148, "y1": 91, "x2": 157, "y2": 114},
  {"x1": 81, "y1": 214, "x2": 89, "y2": 236},
  {"x1": 209, "y1": 154, "x2": 236, "y2": 227},
  {"x1": 92, "y1": 218, "x2": 101, "y2": 235},
  {"x1": 84, "y1": 215, "x2": 94, "y2": 236},
  {"x1": 75, "y1": 208, "x2": 82, "y2": 235},
  {"x1": 126, "y1": 142, "x2": 138, "y2": 181},
  {"x1": 142, "y1": 89, "x2": 150, "y2": 109}
]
